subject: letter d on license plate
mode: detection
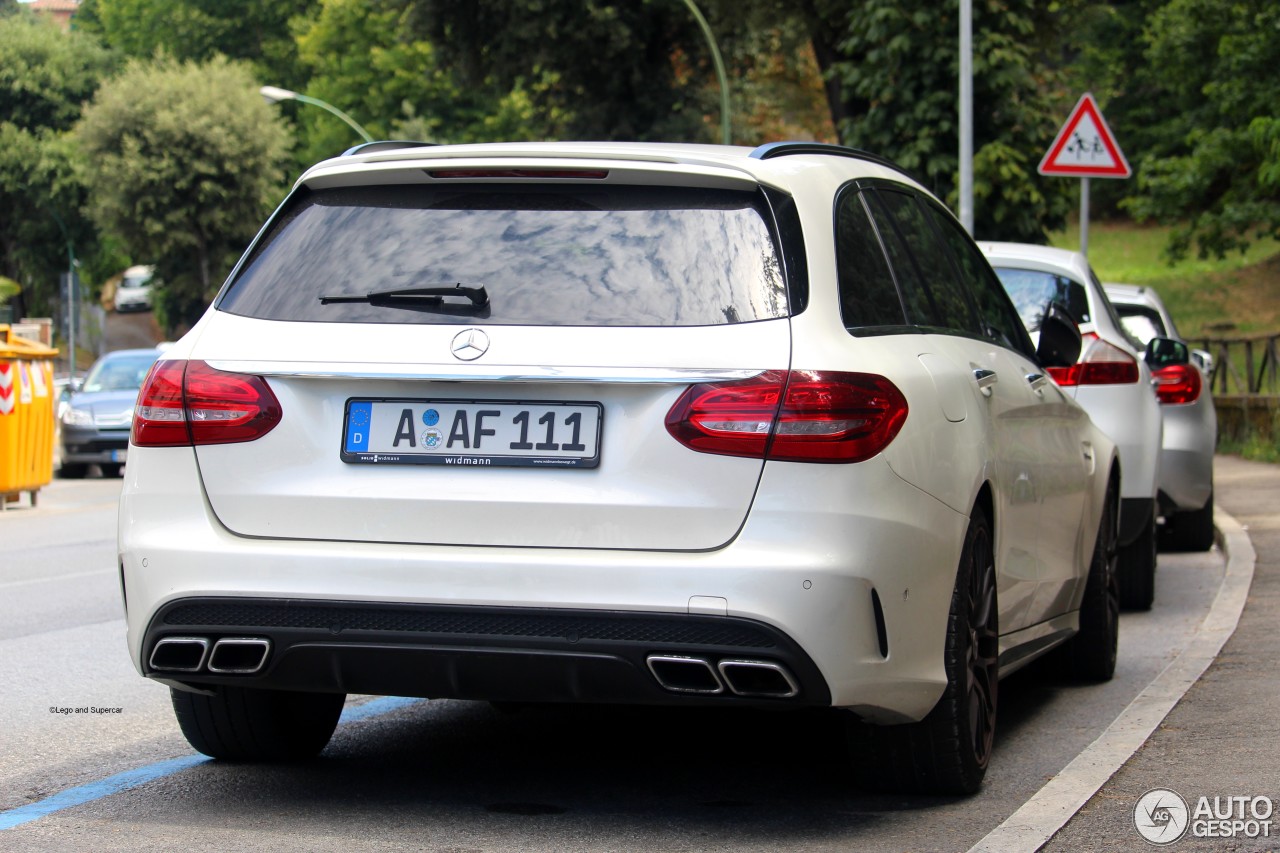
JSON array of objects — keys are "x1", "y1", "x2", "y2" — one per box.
[{"x1": 342, "y1": 398, "x2": 602, "y2": 468}]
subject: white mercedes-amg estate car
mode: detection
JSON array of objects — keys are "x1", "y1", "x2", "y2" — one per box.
[{"x1": 120, "y1": 141, "x2": 1119, "y2": 794}]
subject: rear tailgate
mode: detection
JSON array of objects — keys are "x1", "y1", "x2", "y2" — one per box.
[{"x1": 189, "y1": 313, "x2": 790, "y2": 550}]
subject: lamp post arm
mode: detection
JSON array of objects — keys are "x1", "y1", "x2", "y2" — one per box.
[
  {"x1": 288, "y1": 93, "x2": 374, "y2": 143},
  {"x1": 677, "y1": 0, "x2": 730, "y2": 146}
]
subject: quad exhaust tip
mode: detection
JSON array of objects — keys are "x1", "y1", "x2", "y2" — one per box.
[
  {"x1": 646, "y1": 654, "x2": 799, "y2": 699},
  {"x1": 149, "y1": 636, "x2": 271, "y2": 675},
  {"x1": 646, "y1": 655, "x2": 725, "y2": 694},
  {"x1": 207, "y1": 637, "x2": 272, "y2": 674},
  {"x1": 149, "y1": 637, "x2": 210, "y2": 673},
  {"x1": 717, "y1": 659, "x2": 799, "y2": 698}
]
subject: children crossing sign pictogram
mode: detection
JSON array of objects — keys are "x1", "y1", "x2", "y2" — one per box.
[{"x1": 1038, "y1": 93, "x2": 1131, "y2": 178}]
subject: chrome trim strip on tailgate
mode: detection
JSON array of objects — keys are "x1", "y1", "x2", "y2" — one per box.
[{"x1": 203, "y1": 361, "x2": 766, "y2": 385}]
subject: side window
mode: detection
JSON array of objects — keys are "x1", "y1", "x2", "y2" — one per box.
[
  {"x1": 866, "y1": 189, "x2": 984, "y2": 336},
  {"x1": 924, "y1": 203, "x2": 1035, "y2": 357},
  {"x1": 834, "y1": 188, "x2": 906, "y2": 329}
]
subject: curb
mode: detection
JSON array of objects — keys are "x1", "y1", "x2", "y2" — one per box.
[{"x1": 967, "y1": 510, "x2": 1256, "y2": 852}]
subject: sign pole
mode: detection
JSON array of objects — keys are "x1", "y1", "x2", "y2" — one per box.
[
  {"x1": 1080, "y1": 177, "x2": 1090, "y2": 258},
  {"x1": 1038, "y1": 93, "x2": 1130, "y2": 259}
]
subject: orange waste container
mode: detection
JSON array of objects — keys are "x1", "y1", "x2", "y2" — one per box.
[{"x1": 0, "y1": 325, "x2": 60, "y2": 509}]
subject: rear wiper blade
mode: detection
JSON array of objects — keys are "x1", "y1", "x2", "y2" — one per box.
[{"x1": 319, "y1": 283, "x2": 489, "y2": 308}]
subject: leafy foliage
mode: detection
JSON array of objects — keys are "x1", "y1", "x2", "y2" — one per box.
[
  {"x1": 797, "y1": 0, "x2": 1075, "y2": 242},
  {"x1": 0, "y1": 11, "x2": 113, "y2": 132},
  {"x1": 290, "y1": 0, "x2": 554, "y2": 167},
  {"x1": 1122, "y1": 0, "x2": 1280, "y2": 260},
  {"x1": 0, "y1": 13, "x2": 115, "y2": 313},
  {"x1": 75, "y1": 57, "x2": 291, "y2": 332},
  {"x1": 396, "y1": 0, "x2": 715, "y2": 142},
  {"x1": 81, "y1": 0, "x2": 317, "y2": 90}
]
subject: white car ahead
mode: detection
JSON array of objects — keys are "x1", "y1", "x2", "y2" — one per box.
[
  {"x1": 980, "y1": 243, "x2": 1164, "y2": 610},
  {"x1": 112, "y1": 264, "x2": 154, "y2": 313},
  {"x1": 120, "y1": 141, "x2": 1118, "y2": 795}
]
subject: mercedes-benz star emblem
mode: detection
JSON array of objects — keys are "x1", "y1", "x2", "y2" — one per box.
[{"x1": 450, "y1": 328, "x2": 490, "y2": 361}]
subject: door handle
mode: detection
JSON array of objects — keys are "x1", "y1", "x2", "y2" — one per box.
[
  {"x1": 973, "y1": 368, "x2": 998, "y2": 397},
  {"x1": 1025, "y1": 372, "x2": 1048, "y2": 391}
]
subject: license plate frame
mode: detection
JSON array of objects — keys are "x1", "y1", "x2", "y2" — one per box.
[{"x1": 341, "y1": 398, "x2": 603, "y2": 468}]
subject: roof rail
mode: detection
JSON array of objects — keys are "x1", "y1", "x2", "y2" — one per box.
[
  {"x1": 748, "y1": 142, "x2": 918, "y2": 181},
  {"x1": 342, "y1": 140, "x2": 437, "y2": 157}
]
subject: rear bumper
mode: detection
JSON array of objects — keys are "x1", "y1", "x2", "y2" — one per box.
[
  {"x1": 1158, "y1": 400, "x2": 1215, "y2": 513},
  {"x1": 120, "y1": 446, "x2": 970, "y2": 723},
  {"x1": 61, "y1": 430, "x2": 129, "y2": 465},
  {"x1": 143, "y1": 598, "x2": 831, "y2": 707}
]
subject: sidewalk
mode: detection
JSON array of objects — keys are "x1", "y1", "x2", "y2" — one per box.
[{"x1": 1043, "y1": 454, "x2": 1280, "y2": 851}]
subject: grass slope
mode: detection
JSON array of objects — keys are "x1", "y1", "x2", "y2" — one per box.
[{"x1": 1049, "y1": 222, "x2": 1280, "y2": 341}]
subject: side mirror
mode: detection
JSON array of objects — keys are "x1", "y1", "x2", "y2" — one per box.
[
  {"x1": 1146, "y1": 336, "x2": 1189, "y2": 368},
  {"x1": 1190, "y1": 348, "x2": 1213, "y2": 374},
  {"x1": 1036, "y1": 302, "x2": 1082, "y2": 368}
]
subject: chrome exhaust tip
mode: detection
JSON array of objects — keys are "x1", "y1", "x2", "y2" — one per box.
[
  {"x1": 717, "y1": 659, "x2": 799, "y2": 698},
  {"x1": 149, "y1": 637, "x2": 210, "y2": 673},
  {"x1": 646, "y1": 655, "x2": 725, "y2": 694},
  {"x1": 207, "y1": 638, "x2": 272, "y2": 674}
]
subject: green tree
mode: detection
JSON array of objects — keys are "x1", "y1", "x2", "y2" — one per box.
[
  {"x1": 792, "y1": 0, "x2": 1077, "y2": 242},
  {"x1": 396, "y1": 0, "x2": 715, "y2": 142},
  {"x1": 75, "y1": 57, "x2": 291, "y2": 332},
  {"x1": 82, "y1": 0, "x2": 317, "y2": 90},
  {"x1": 290, "y1": 0, "x2": 555, "y2": 166},
  {"x1": 1123, "y1": 0, "x2": 1280, "y2": 260},
  {"x1": 0, "y1": 13, "x2": 115, "y2": 314}
]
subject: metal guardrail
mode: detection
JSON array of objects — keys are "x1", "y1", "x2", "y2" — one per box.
[{"x1": 1202, "y1": 333, "x2": 1280, "y2": 396}]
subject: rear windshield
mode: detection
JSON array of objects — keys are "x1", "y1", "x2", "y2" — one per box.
[
  {"x1": 992, "y1": 267, "x2": 1092, "y2": 332},
  {"x1": 218, "y1": 183, "x2": 789, "y2": 326},
  {"x1": 1113, "y1": 304, "x2": 1167, "y2": 345}
]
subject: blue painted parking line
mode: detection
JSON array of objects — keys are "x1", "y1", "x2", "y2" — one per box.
[{"x1": 0, "y1": 695, "x2": 425, "y2": 831}]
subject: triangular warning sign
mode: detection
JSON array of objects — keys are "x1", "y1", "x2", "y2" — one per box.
[{"x1": 1038, "y1": 93, "x2": 1131, "y2": 178}]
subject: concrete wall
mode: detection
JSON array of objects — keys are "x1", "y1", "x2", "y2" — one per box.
[{"x1": 1214, "y1": 395, "x2": 1280, "y2": 443}]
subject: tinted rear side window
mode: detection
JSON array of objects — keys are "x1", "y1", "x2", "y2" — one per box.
[
  {"x1": 834, "y1": 189, "x2": 906, "y2": 329},
  {"x1": 924, "y1": 205, "x2": 1034, "y2": 356},
  {"x1": 866, "y1": 189, "x2": 983, "y2": 335},
  {"x1": 218, "y1": 184, "x2": 788, "y2": 327}
]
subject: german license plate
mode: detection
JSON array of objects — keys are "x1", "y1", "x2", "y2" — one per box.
[{"x1": 342, "y1": 399, "x2": 602, "y2": 468}]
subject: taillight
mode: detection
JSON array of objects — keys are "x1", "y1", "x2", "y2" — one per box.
[
  {"x1": 133, "y1": 360, "x2": 282, "y2": 447},
  {"x1": 665, "y1": 370, "x2": 908, "y2": 463},
  {"x1": 1152, "y1": 363, "x2": 1203, "y2": 405},
  {"x1": 1047, "y1": 334, "x2": 1139, "y2": 386}
]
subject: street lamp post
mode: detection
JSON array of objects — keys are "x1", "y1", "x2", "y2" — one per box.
[
  {"x1": 677, "y1": 0, "x2": 731, "y2": 146},
  {"x1": 259, "y1": 86, "x2": 374, "y2": 144}
]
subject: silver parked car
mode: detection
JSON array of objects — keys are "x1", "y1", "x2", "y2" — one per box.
[{"x1": 1104, "y1": 283, "x2": 1216, "y2": 551}]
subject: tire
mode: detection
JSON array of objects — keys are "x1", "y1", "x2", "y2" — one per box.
[
  {"x1": 1062, "y1": 479, "x2": 1120, "y2": 681},
  {"x1": 1162, "y1": 493, "x2": 1215, "y2": 553},
  {"x1": 100, "y1": 463, "x2": 123, "y2": 478},
  {"x1": 171, "y1": 686, "x2": 345, "y2": 761},
  {"x1": 58, "y1": 463, "x2": 88, "y2": 479},
  {"x1": 847, "y1": 507, "x2": 998, "y2": 795},
  {"x1": 1118, "y1": 512, "x2": 1156, "y2": 611}
]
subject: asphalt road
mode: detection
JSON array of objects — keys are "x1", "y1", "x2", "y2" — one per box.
[{"x1": 0, "y1": 476, "x2": 1230, "y2": 852}]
